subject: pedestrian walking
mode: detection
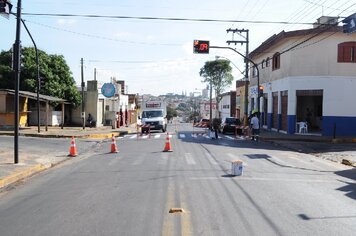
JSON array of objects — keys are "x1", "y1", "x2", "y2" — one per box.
[{"x1": 250, "y1": 113, "x2": 260, "y2": 141}]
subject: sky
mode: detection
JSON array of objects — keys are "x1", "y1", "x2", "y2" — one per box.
[{"x1": 1, "y1": 0, "x2": 356, "y2": 96}]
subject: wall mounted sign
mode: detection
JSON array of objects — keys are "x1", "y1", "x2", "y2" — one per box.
[{"x1": 101, "y1": 83, "x2": 116, "y2": 98}]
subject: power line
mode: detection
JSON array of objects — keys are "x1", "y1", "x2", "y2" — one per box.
[
  {"x1": 22, "y1": 12, "x2": 317, "y2": 25},
  {"x1": 24, "y1": 19, "x2": 181, "y2": 46}
]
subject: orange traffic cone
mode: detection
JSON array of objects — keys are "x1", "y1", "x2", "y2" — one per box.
[
  {"x1": 111, "y1": 134, "x2": 118, "y2": 153},
  {"x1": 68, "y1": 136, "x2": 77, "y2": 157},
  {"x1": 163, "y1": 132, "x2": 173, "y2": 152}
]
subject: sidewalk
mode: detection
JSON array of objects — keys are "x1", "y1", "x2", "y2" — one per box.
[{"x1": 1, "y1": 125, "x2": 355, "y2": 190}]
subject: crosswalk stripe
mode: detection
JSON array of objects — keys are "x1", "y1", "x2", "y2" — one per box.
[
  {"x1": 154, "y1": 134, "x2": 160, "y2": 139},
  {"x1": 130, "y1": 134, "x2": 137, "y2": 139},
  {"x1": 185, "y1": 153, "x2": 196, "y2": 165}
]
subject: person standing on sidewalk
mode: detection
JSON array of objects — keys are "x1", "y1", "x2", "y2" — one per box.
[
  {"x1": 87, "y1": 113, "x2": 95, "y2": 128},
  {"x1": 250, "y1": 113, "x2": 260, "y2": 141},
  {"x1": 212, "y1": 118, "x2": 221, "y2": 139}
]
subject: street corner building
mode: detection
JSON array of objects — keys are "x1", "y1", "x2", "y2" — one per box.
[{"x1": 247, "y1": 16, "x2": 356, "y2": 137}]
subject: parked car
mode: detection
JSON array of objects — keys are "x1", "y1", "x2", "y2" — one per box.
[
  {"x1": 199, "y1": 118, "x2": 210, "y2": 128},
  {"x1": 221, "y1": 117, "x2": 241, "y2": 134}
]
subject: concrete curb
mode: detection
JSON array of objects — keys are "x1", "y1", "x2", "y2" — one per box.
[
  {"x1": 0, "y1": 163, "x2": 51, "y2": 190},
  {"x1": 0, "y1": 130, "x2": 133, "y2": 139}
]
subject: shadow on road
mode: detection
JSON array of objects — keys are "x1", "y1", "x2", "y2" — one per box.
[{"x1": 335, "y1": 168, "x2": 356, "y2": 200}]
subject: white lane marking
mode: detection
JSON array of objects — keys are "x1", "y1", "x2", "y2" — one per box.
[
  {"x1": 189, "y1": 177, "x2": 339, "y2": 183},
  {"x1": 224, "y1": 135, "x2": 235, "y2": 140},
  {"x1": 205, "y1": 152, "x2": 218, "y2": 165},
  {"x1": 185, "y1": 153, "x2": 196, "y2": 165},
  {"x1": 179, "y1": 134, "x2": 186, "y2": 138}
]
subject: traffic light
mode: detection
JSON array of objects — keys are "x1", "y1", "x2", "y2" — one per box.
[
  {"x1": 258, "y1": 85, "x2": 264, "y2": 97},
  {"x1": 0, "y1": 1, "x2": 6, "y2": 13},
  {"x1": 193, "y1": 40, "x2": 210, "y2": 54},
  {"x1": 0, "y1": 0, "x2": 12, "y2": 14}
]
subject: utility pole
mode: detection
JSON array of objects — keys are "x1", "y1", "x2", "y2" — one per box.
[
  {"x1": 209, "y1": 82, "x2": 212, "y2": 126},
  {"x1": 13, "y1": 0, "x2": 22, "y2": 164},
  {"x1": 226, "y1": 28, "x2": 249, "y2": 125},
  {"x1": 81, "y1": 58, "x2": 85, "y2": 130}
]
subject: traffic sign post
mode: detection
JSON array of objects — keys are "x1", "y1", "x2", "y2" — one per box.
[{"x1": 342, "y1": 13, "x2": 356, "y2": 34}]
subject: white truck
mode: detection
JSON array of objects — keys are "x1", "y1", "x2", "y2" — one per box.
[{"x1": 139, "y1": 101, "x2": 167, "y2": 133}]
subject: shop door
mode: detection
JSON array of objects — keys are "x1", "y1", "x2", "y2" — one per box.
[
  {"x1": 281, "y1": 91, "x2": 288, "y2": 131},
  {"x1": 272, "y1": 92, "x2": 278, "y2": 129}
]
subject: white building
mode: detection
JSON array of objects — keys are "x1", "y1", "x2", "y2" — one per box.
[
  {"x1": 249, "y1": 16, "x2": 356, "y2": 136},
  {"x1": 218, "y1": 91, "x2": 236, "y2": 121}
]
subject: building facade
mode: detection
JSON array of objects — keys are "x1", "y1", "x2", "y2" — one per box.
[
  {"x1": 249, "y1": 17, "x2": 356, "y2": 136},
  {"x1": 218, "y1": 91, "x2": 236, "y2": 121}
]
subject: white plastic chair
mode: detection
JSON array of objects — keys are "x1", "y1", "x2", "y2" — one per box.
[{"x1": 299, "y1": 122, "x2": 308, "y2": 133}]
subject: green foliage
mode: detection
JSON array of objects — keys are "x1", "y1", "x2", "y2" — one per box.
[
  {"x1": 0, "y1": 50, "x2": 14, "y2": 89},
  {"x1": 0, "y1": 47, "x2": 81, "y2": 107},
  {"x1": 167, "y1": 106, "x2": 177, "y2": 120},
  {"x1": 176, "y1": 102, "x2": 189, "y2": 111},
  {"x1": 199, "y1": 59, "x2": 233, "y2": 104}
]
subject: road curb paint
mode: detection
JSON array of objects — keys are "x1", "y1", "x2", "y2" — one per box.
[{"x1": 0, "y1": 163, "x2": 50, "y2": 190}]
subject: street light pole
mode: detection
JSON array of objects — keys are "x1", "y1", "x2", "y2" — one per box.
[
  {"x1": 211, "y1": 46, "x2": 260, "y2": 118},
  {"x1": 215, "y1": 56, "x2": 244, "y2": 75},
  {"x1": 209, "y1": 81, "x2": 212, "y2": 126},
  {"x1": 20, "y1": 19, "x2": 40, "y2": 133},
  {"x1": 81, "y1": 58, "x2": 85, "y2": 130}
]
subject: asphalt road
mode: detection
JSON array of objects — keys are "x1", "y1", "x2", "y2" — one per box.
[{"x1": 0, "y1": 123, "x2": 355, "y2": 236}]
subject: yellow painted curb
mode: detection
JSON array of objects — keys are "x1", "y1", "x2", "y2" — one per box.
[
  {"x1": 86, "y1": 133, "x2": 117, "y2": 139},
  {"x1": 0, "y1": 164, "x2": 48, "y2": 189}
]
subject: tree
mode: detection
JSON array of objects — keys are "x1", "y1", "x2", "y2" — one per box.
[
  {"x1": 166, "y1": 106, "x2": 177, "y2": 121},
  {"x1": 0, "y1": 47, "x2": 81, "y2": 107},
  {"x1": 199, "y1": 59, "x2": 233, "y2": 116}
]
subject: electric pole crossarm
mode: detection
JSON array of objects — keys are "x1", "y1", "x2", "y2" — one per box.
[{"x1": 226, "y1": 40, "x2": 247, "y2": 45}]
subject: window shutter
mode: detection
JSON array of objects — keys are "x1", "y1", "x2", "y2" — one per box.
[{"x1": 337, "y1": 44, "x2": 344, "y2": 62}]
